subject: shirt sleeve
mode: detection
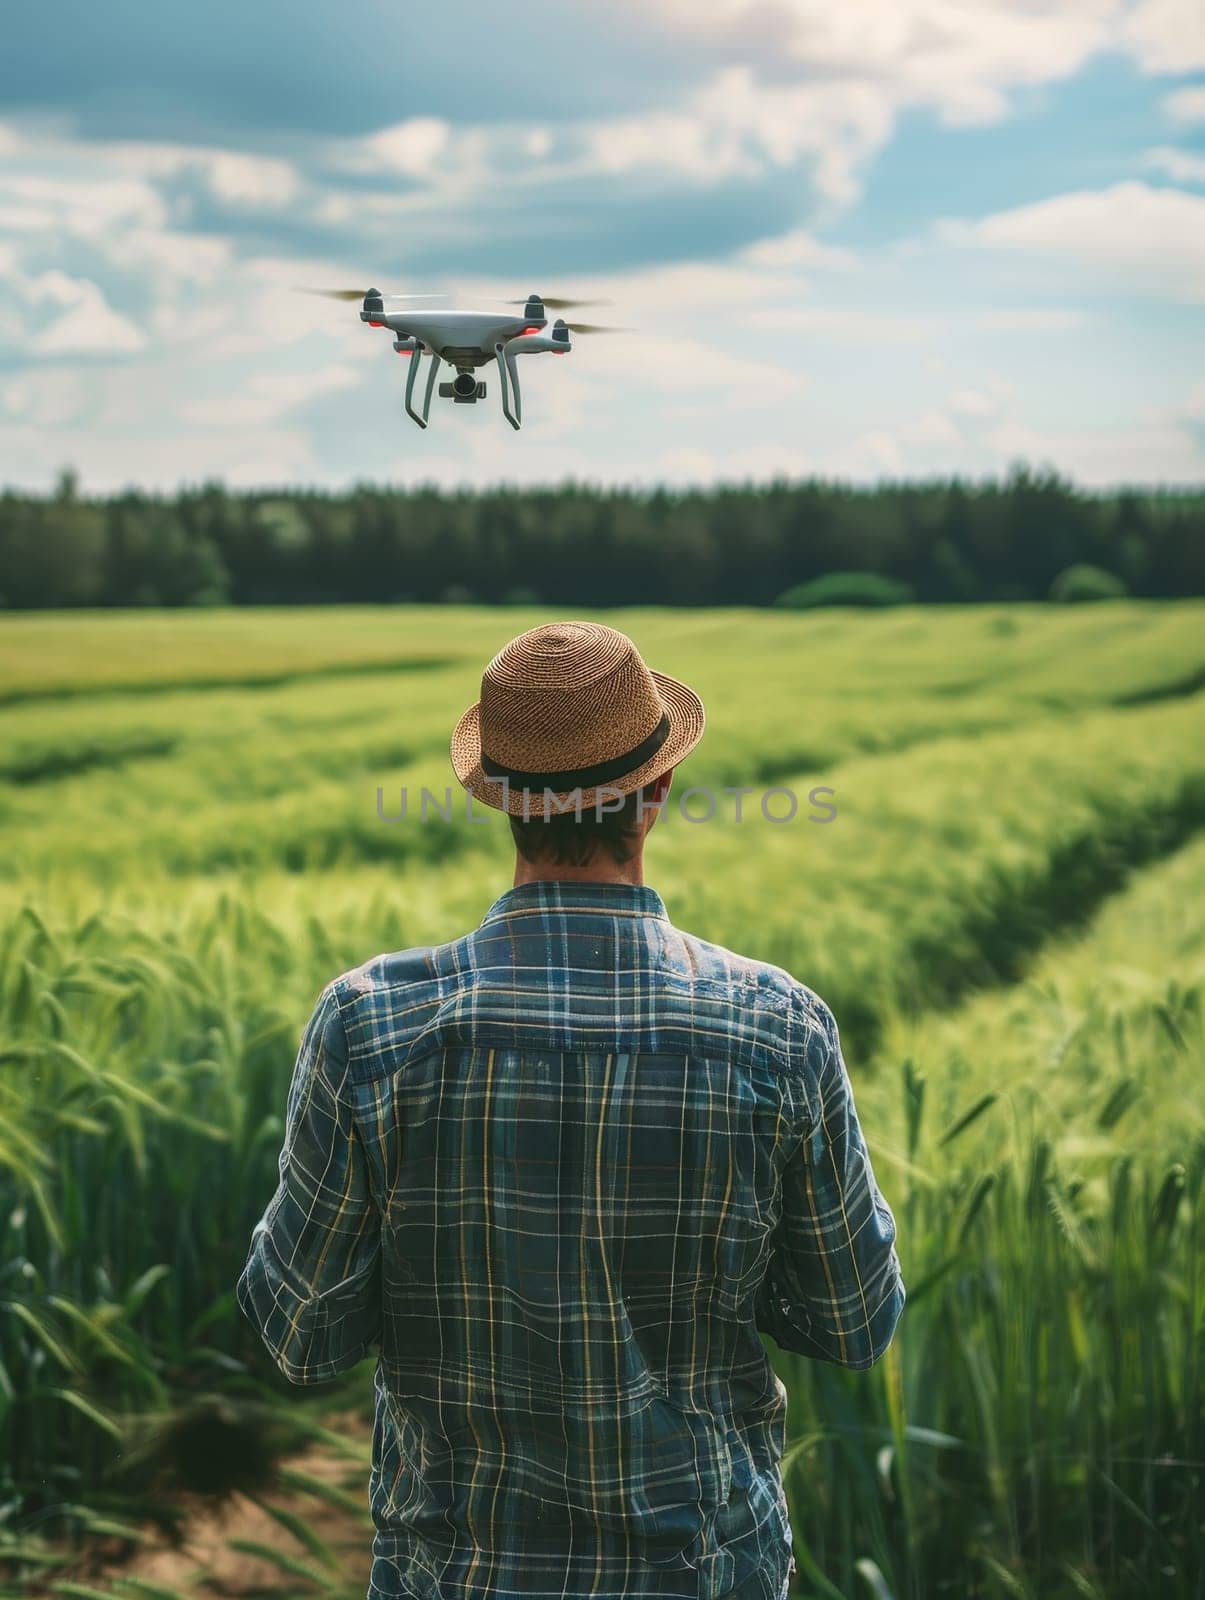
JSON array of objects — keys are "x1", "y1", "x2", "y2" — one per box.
[
  {"x1": 236, "y1": 982, "x2": 382, "y2": 1384},
  {"x1": 754, "y1": 999, "x2": 905, "y2": 1369}
]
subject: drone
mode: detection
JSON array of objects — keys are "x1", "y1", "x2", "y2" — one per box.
[{"x1": 302, "y1": 288, "x2": 622, "y2": 431}]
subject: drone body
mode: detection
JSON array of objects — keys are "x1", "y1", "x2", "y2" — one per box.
[
  {"x1": 360, "y1": 291, "x2": 571, "y2": 431},
  {"x1": 301, "y1": 284, "x2": 621, "y2": 429}
]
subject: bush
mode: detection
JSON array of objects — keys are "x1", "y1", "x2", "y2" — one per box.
[
  {"x1": 1049, "y1": 564, "x2": 1128, "y2": 603},
  {"x1": 774, "y1": 571, "x2": 915, "y2": 609}
]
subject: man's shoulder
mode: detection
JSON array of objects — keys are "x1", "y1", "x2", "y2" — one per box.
[
  {"x1": 317, "y1": 915, "x2": 837, "y2": 1081},
  {"x1": 318, "y1": 934, "x2": 467, "y2": 1053},
  {"x1": 663, "y1": 920, "x2": 837, "y2": 1045},
  {"x1": 327, "y1": 943, "x2": 445, "y2": 1001}
]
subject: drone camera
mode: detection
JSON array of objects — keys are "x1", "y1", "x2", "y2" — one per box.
[{"x1": 440, "y1": 375, "x2": 487, "y2": 402}]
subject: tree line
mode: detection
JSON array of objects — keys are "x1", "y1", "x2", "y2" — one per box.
[{"x1": 1, "y1": 466, "x2": 1202, "y2": 608}]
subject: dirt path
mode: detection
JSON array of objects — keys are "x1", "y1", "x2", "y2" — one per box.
[{"x1": 25, "y1": 1408, "x2": 376, "y2": 1600}]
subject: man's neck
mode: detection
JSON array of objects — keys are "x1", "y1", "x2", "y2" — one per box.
[{"x1": 513, "y1": 854, "x2": 645, "y2": 888}]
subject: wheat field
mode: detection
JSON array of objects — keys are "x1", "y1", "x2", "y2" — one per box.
[{"x1": 1, "y1": 602, "x2": 1203, "y2": 1600}]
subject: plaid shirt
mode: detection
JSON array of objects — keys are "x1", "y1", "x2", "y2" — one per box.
[{"x1": 236, "y1": 880, "x2": 905, "y2": 1600}]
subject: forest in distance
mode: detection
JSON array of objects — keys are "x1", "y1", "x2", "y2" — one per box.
[{"x1": 1, "y1": 463, "x2": 1203, "y2": 609}]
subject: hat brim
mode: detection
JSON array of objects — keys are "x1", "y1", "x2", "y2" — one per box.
[{"x1": 450, "y1": 670, "x2": 706, "y2": 818}]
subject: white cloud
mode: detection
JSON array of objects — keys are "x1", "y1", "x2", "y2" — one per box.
[
  {"x1": 148, "y1": 251, "x2": 373, "y2": 358},
  {"x1": 830, "y1": 403, "x2": 971, "y2": 473},
  {"x1": 126, "y1": 229, "x2": 233, "y2": 294},
  {"x1": 970, "y1": 308, "x2": 1088, "y2": 331},
  {"x1": 1143, "y1": 145, "x2": 1205, "y2": 183},
  {"x1": 953, "y1": 372, "x2": 1205, "y2": 484},
  {"x1": 566, "y1": 328, "x2": 806, "y2": 407},
  {"x1": 0, "y1": 13, "x2": 1199, "y2": 496},
  {"x1": 642, "y1": 0, "x2": 1125, "y2": 125},
  {"x1": 575, "y1": 69, "x2": 892, "y2": 200},
  {"x1": 2, "y1": 369, "x2": 93, "y2": 426},
  {"x1": 1123, "y1": 0, "x2": 1205, "y2": 72},
  {"x1": 359, "y1": 118, "x2": 453, "y2": 180},
  {"x1": 812, "y1": 369, "x2": 1205, "y2": 487},
  {"x1": 985, "y1": 416, "x2": 1205, "y2": 484},
  {"x1": 739, "y1": 306, "x2": 934, "y2": 341},
  {"x1": 901, "y1": 409, "x2": 962, "y2": 446},
  {"x1": 950, "y1": 388, "x2": 1000, "y2": 416},
  {"x1": 204, "y1": 152, "x2": 300, "y2": 207},
  {"x1": 0, "y1": 172, "x2": 165, "y2": 240},
  {"x1": 182, "y1": 364, "x2": 361, "y2": 428},
  {"x1": 946, "y1": 181, "x2": 1205, "y2": 302},
  {"x1": 738, "y1": 228, "x2": 858, "y2": 271},
  {"x1": 583, "y1": 107, "x2": 746, "y2": 180},
  {"x1": 1162, "y1": 86, "x2": 1205, "y2": 125},
  {"x1": 833, "y1": 428, "x2": 907, "y2": 477},
  {"x1": 651, "y1": 442, "x2": 812, "y2": 485},
  {"x1": 725, "y1": 442, "x2": 813, "y2": 478},
  {"x1": 694, "y1": 69, "x2": 895, "y2": 202},
  {"x1": 329, "y1": 66, "x2": 894, "y2": 209},
  {"x1": 655, "y1": 447, "x2": 724, "y2": 484},
  {"x1": 457, "y1": 256, "x2": 804, "y2": 318},
  {"x1": 98, "y1": 140, "x2": 301, "y2": 207},
  {"x1": 316, "y1": 11, "x2": 1190, "y2": 231},
  {"x1": 25, "y1": 277, "x2": 146, "y2": 356},
  {"x1": 0, "y1": 418, "x2": 319, "y2": 493}
]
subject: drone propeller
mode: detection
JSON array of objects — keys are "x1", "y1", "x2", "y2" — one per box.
[
  {"x1": 506, "y1": 296, "x2": 612, "y2": 310},
  {"x1": 564, "y1": 322, "x2": 629, "y2": 335},
  {"x1": 295, "y1": 286, "x2": 446, "y2": 301}
]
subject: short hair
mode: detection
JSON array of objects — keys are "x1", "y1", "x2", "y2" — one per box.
[{"x1": 509, "y1": 778, "x2": 664, "y2": 867}]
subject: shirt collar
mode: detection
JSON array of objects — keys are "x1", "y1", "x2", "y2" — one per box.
[{"x1": 480, "y1": 879, "x2": 670, "y2": 928}]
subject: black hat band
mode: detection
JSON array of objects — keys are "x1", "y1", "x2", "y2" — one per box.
[{"x1": 480, "y1": 711, "x2": 671, "y2": 791}]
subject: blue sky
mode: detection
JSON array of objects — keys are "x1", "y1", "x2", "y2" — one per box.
[{"x1": 1, "y1": 0, "x2": 1202, "y2": 492}]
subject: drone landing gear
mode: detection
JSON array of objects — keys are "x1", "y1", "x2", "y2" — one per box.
[
  {"x1": 494, "y1": 342, "x2": 522, "y2": 430},
  {"x1": 404, "y1": 344, "x2": 440, "y2": 429}
]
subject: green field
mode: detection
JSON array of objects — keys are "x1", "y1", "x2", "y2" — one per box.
[{"x1": 2, "y1": 602, "x2": 1203, "y2": 1600}]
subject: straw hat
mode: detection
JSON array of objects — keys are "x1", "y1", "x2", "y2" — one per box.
[{"x1": 450, "y1": 621, "x2": 706, "y2": 818}]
